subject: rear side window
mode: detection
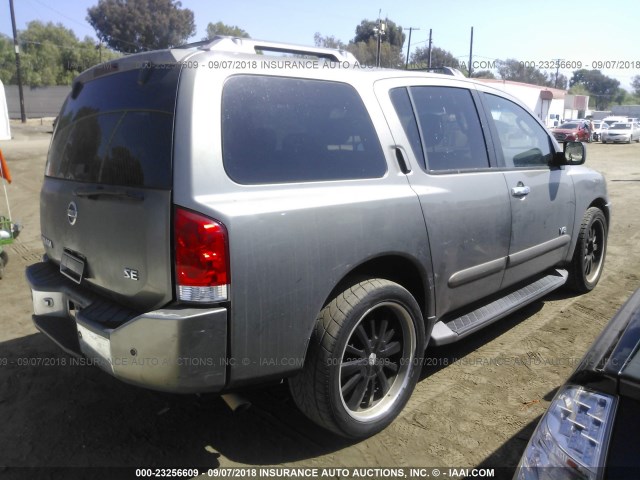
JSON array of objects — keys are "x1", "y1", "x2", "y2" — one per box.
[
  {"x1": 46, "y1": 67, "x2": 179, "y2": 188},
  {"x1": 222, "y1": 75, "x2": 387, "y2": 184},
  {"x1": 389, "y1": 88, "x2": 426, "y2": 170},
  {"x1": 407, "y1": 86, "x2": 490, "y2": 171}
]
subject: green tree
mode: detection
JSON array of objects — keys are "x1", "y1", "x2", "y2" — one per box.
[
  {"x1": 344, "y1": 18, "x2": 405, "y2": 68},
  {"x1": 472, "y1": 70, "x2": 496, "y2": 79},
  {"x1": 353, "y1": 19, "x2": 405, "y2": 49},
  {"x1": 87, "y1": 0, "x2": 195, "y2": 53},
  {"x1": 568, "y1": 83, "x2": 589, "y2": 96},
  {"x1": 631, "y1": 75, "x2": 640, "y2": 97},
  {"x1": 410, "y1": 46, "x2": 462, "y2": 70},
  {"x1": 553, "y1": 73, "x2": 568, "y2": 90},
  {"x1": 204, "y1": 22, "x2": 250, "y2": 40},
  {"x1": 0, "y1": 22, "x2": 119, "y2": 86},
  {"x1": 570, "y1": 69, "x2": 621, "y2": 110},
  {"x1": 347, "y1": 39, "x2": 403, "y2": 68},
  {"x1": 496, "y1": 58, "x2": 551, "y2": 87},
  {"x1": 0, "y1": 34, "x2": 14, "y2": 84},
  {"x1": 313, "y1": 32, "x2": 346, "y2": 50}
]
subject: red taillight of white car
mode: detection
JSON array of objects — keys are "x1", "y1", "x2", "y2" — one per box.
[{"x1": 174, "y1": 207, "x2": 229, "y2": 303}]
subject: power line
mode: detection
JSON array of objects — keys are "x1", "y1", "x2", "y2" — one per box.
[{"x1": 24, "y1": 0, "x2": 95, "y2": 35}]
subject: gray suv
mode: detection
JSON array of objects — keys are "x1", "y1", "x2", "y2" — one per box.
[{"x1": 26, "y1": 37, "x2": 609, "y2": 439}]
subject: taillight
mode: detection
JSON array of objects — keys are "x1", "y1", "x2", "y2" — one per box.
[{"x1": 174, "y1": 207, "x2": 229, "y2": 303}]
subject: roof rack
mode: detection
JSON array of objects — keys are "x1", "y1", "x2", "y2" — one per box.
[
  {"x1": 412, "y1": 66, "x2": 467, "y2": 78},
  {"x1": 198, "y1": 36, "x2": 358, "y2": 63}
]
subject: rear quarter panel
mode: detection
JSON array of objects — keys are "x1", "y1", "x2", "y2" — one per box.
[{"x1": 172, "y1": 64, "x2": 433, "y2": 386}]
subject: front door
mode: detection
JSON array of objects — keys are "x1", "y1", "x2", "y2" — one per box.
[{"x1": 479, "y1": 91, "x2": 575, "y2": 288}]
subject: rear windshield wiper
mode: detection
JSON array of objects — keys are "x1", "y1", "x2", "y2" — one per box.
[{"x1": 74, "y1": 187, "x2": 144, "y2": 201}]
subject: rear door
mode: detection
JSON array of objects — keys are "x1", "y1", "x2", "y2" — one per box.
[
  {"x1": 41, "y1": 65, "x2": 181, "y2": 311},
  {"x1": 376, "y1": 79, "x2": 511, "y2": 316},
  {"x1": 478, "y1": 91, "x2": 575, "y2": 288}
]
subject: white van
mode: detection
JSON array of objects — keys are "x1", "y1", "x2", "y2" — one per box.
[{"x1": 602, "y1": 116, "x2": 628, "y2": 126}]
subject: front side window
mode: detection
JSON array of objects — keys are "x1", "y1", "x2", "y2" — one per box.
[
  {"x1": 482, "y1": 93, "x2": 553, "y2": 168},
  {"x1": 401, "y1": 86, "x2": 490, "y2": 172},
  {"x1": 222, "y1": 76, "x2": 387, "y2": 184}
]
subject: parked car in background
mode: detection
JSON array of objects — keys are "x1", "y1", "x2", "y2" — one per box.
[
  {"x1": 552, "y1": 122, "x2": 591, "y2": 143},
  {"x1": 515, "y1": 288, "x2": 640, "y2": 479},
  {"x1": 591, "y1": 120, "x2": 609, "y2": 142},
  {"x1": 601, "y1": 122, "x2": 640, "y2": 143}
]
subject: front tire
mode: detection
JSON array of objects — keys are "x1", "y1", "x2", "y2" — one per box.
[
  {"x1": 567, "y1": 207, "x2": 607, "y2": 293},
  {"x1": 289, "y1": 278, "x2": 425, "y2": 438}
]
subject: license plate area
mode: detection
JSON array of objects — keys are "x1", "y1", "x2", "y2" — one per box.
[{"x1": 60, "y1": 250, "x2": 85, "y2": 284}]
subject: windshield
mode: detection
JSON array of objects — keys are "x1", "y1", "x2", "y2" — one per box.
[
  {"x1": 611, "y1": 123, "x2": 632, "y2": 130},
  {"x1": 559, "y1": 123, "x2": 579, "y2": 129}
]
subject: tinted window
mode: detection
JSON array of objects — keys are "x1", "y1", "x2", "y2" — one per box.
[
  {"x1": 408, "y1": 86, "x2": 489, "y2": 171},
  {"x1": 483, "y1": 93, "x2": 553, "y2": 168},
  {"x1": 222, "y1": 76, "x2": 386, "y2": 184},
  {"x1": 46, "y1": 67, "x2": 179, "y2": 188},
  {"x1": 389, "y1": 88, "x2": 426, "y2": 169}
]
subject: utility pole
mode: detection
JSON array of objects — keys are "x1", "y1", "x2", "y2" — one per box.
[
  {"x1": 468, "y1": 26, "x2": 474, "y2": 78},
  {"x1": 428, "y1": 28, "x2": 433, "y2": 68},
  {"x1": 552, "y1": 58, "x2": 563, "y2": 88},
  {"x1": 404, "y1": 27, "x2": 420, "y2": 69},
  {"x1": 375, "y1": 11, "x2": 386, "y2": 68},
  {"x1": 9, "y1": 0, "x2": 26, "y2": 123}
]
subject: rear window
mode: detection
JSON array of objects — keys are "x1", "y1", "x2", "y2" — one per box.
[
  {"x1": 46, "y1": 66, "x2": 180, "y2": 189},
  {"x1": 222, "y1": 75, "x2": 387, "y2": 184}
]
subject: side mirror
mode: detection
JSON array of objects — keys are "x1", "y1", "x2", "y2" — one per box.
[{"x1": 553, "y1": 141, "x2": 586, "y2": 165}]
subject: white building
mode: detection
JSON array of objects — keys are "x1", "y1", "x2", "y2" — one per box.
[
  {"x1": 475, "y1": 79, "x2": 568, "y2": 127},
  {"x1": 0, "y1": 80, "x2": 10, "y2": 141}
]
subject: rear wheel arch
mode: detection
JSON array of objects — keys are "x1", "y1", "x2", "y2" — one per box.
[
  {"x1": 325, "y1": 254, "x2": 432, "y2": 323},
  {"x1": 297, "y1": 255, "x2": 433, "y2": 371}
]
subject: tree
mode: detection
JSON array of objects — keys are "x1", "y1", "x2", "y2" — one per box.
[
  {"x1": 347, "y1": 39, "x2": 403, "y2": 68},
  {"x1": 496, "y1": 59, "x2": 550, "y2": 87},
  {"x1": 353, "y1": 19, "x2": 405, "y2": 49},
  {"x1": 411, "y1": 46, "x2": 461, "y2": 70},
  {"x1": 632, "y1": 75, "x2": 640, "y2": 97},
  {"x1": 553, "y1": 73, "x2": 568, "y2": 90},
  {"x1": 0, "y1": 34, "x2": 14, "y2": 85},
  {"x1": 87, "y1": 0, "x2": 195, "y2": 53},
  {"x1": 570, "y1": 69, "x2": 621, "y2": 110},
  {"x1": 472, "y1": 70, "x2": 496, "y2": 79},
  {"x1": 345, "y1": 18, "x2": 405, "y2": 68},
  {"x1": 204, "y1": 22, "x2": 250, "y2": 40},
  {"x1": 0, "y1": 22, "x2": 119, "y2": 87},
  {"x1": 568, "y1": 83, "x2": 589, "y2": 96},
  {"x1": 313, "y1": 32, "x2": 346, "y2": 50}
]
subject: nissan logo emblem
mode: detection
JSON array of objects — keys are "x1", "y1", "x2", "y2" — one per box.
[{"x1": 67, "y1": 202, "x2": 78, "y2": 226}]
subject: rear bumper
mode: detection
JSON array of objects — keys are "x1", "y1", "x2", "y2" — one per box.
[{"x1": 26, "y1": 262, "x2": 228, "y2": 393}]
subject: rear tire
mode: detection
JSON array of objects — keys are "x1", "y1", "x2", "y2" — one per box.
[
  {"x1": 289, "y1": 278, "x2": 425, "y2": 438},
  {"x1": 567, "y1": 207, "x2": 607, "y2": 293}
]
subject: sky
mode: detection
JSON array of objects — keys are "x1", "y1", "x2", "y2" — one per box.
[{"x1": 1, "y1": 0, "x2": 638, "y2": 90}]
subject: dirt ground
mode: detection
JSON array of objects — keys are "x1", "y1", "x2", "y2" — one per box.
[{"x1": 1, "y1": 121, "x2": 639, "y2": 479}]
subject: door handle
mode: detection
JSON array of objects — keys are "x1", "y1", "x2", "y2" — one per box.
[
  {"x1": 395, "y1": 147, "x2": 411, "y2": 174},
  {"x1": 511, "y1": 185, "x2": 531, "y2": 197}
]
